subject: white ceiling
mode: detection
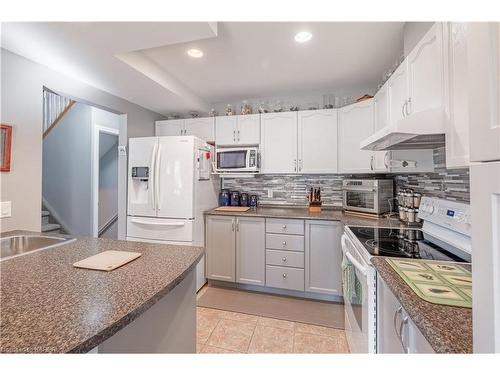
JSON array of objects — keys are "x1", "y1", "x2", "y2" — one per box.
[{"x1": 1, "y1": 22, "x2": 405, "y2": 116}]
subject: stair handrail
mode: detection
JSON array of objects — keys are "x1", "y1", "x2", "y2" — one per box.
[{"x1": 43, "y1": 99, "x2": 76, "y2": 139}]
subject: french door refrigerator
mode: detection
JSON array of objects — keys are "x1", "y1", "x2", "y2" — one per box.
[
  {"x1": 127, "y1": 136, "x2": 218, "y2": 291},
  {"x1": 467, "y1": 22, "x2": 500, "y2": 353}
]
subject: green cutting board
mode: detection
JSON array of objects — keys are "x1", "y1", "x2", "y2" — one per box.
[{"x1": 386, "y1": 259, "x2": 472, "y2": 309}]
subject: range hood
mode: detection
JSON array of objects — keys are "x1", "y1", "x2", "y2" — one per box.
[{"x1": 360, "y1": 108, "x2": 446, "y2": 151}]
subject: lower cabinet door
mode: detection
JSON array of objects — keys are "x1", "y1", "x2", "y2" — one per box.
[
  {"x1": 236, "y1": 217, "x2": 265, "y2": 285},
  {"x1": 377, "y1": 275, "x2": 406, "y2": 353},
  {"x1": 305, "y1": 220, "x2": 343, "y2": 295},
  {"x1": 206, "y1": 215, "x2": 236, "y2": 282}
]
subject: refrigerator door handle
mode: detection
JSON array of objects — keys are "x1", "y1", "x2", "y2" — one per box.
[
  {"x1": 155, "y1": 143, "x2": 162, "y2": 211},
  {"x1": 130, "y1": 218, "x2": 186, "y2": 226},
  {"x1": 150, "y1": 143, "x2": 158, "y2": 210}
]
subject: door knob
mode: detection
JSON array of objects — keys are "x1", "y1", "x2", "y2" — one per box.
[
  {"x1": 282, "y1": 273, "x2": 287, "y2": 279},
  {"x1": 282, "y1": 257, "x2": 287, "y2": 262},
  {"x1": 282, "y1": 241, "x2": 287, "y2": 247}
]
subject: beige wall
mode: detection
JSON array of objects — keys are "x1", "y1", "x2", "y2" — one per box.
[{"x1": 0, "y1": 49, "x2": 164, "y2": 236}]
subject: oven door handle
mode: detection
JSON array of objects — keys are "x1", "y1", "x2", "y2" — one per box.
[{"x1": 345, "y1": 250, "x2": 368, "y2": 277}]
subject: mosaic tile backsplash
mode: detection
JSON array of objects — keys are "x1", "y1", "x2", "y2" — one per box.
[{"x1": 221, "y1": 147, "x2": 470, "y2": 207}]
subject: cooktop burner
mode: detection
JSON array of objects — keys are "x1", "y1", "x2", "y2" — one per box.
[{"x1": 349, "y1": 226, "x2": 468, "y2": 263}]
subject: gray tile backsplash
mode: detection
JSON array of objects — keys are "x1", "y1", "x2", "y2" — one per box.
[{"x1": 222, "y1": 147, "x2": 470, "y2": 206}]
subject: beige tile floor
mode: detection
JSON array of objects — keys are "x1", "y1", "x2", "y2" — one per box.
[{"x1": 196, "y1": 287, "x2": 350, "y2": 354}]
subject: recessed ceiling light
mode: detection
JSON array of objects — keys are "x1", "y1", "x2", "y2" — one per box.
[
  {"x1": 294, "y1": 31, "x2": 312, "y2": 43},
  {"x1": 187, "y1": 49, "x2": 204, "y2": 58}
]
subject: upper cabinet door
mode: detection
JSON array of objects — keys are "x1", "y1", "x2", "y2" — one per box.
[
  {"x1": 387, "y1": 61, "x2": 409, "y2": 127},
  {"x1": 236, "y1": 114, "x2": 260, "y2": 145},
  {"x1": 155, "y1": 119, "x2": 185, "y2": 136},
  {"x1": 445, "y1": 22, "x2": 470, "y2": 168},
  {"x1": 467, "y1": 23, "x2": 500, "y2": 162},
  {"x1": 297, "y1": 109, "x2": 338, "y2": 173},
  {"x1": 215, "y1": 116, "x2": 237, "y2": 146},
  {"x1": 184, "y1": 117, "x2": 215, "y2": 143},
  {"x1": 407, "y1": 23, "x2": 444, "y2": 116},
  {"x1": 338, "y1": 100, "x2": 375, "y2": 173},
  {"x1": 260, "y1": 112, "x2": 298, "y2": 174},
  {"x1": 373, "y1": 83, "x2": 390, "y2": 172}
]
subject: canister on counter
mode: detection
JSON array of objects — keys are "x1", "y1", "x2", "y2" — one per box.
[
  {"x1": 404, "y1": 192, "x2": 414, "y2": 208},
  {"x1": 230, "y1": 191, "x2": 240, "y2": 206},
  {"x1": 240, "y1": 193, "x2": 249, "y2": 207},
  {"x1": 413, "y1": 193, "x2": 422, "y2": 208},
  {"x1": 407, "y1": 208, "x2": 416, "y2": 223},
  {"x1": 399, "y1": 206, "x2": 408, "y2": 221},
  {"x1": 249, "y1": 195, "x2": 258, "y2": 207}
]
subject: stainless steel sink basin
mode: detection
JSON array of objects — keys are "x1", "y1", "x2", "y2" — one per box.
[{"x1": 0, "y1": 235, "x2": 76, "y2": 260}]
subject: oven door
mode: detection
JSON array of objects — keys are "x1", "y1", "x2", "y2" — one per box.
[
  {"x1": 343, "y1": 188, "x2": 379, "y2": 214},
  {"x1": 341, "y1": 233, "x2": 376, "y2": 353}
]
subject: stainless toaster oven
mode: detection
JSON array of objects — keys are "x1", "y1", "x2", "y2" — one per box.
[{"x1": 342, "y1": 179, "x2": 394, "y2": 215}]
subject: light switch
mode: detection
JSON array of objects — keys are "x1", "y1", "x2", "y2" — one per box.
[
  {"x1": 118, "y1": 145, "x2": 127, "y2": 156},
  {"x1": 1, "y1": 201, "x2": 12, "y2": 218}
]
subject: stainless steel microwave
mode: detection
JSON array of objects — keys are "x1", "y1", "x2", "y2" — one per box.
[
  {"x1": 342, "y1": 179, "x2": 394, "y2": 215},
  {"x1": 215, "y1": 147, "x2": 260, "y2": 173}
]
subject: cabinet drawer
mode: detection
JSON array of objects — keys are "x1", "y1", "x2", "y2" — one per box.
[
  {"x1": 266, "y1": 218, "x2": 304, "y2": 235},
  {"x1": 266, "y1": 265, "x2": 304, "y2": 291},
  {"x1": 266, "y1": 250, "x2": 304, "y2": 268},
  {"x1": 266, "y1": 233, "x2": 304, "y2": 252}
]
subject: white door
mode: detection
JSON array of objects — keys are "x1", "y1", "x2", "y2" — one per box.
[
  {"x1": 467, "y1": 23, "x2": 500, "y2": 162},
  {"x1": 236, "y1": 114, "x2": 260, "y2": 145},
  {"x1": 260, "y1": 112, "x2": 298, "y2": 173},
  {"x1": 338, "y1": 100, "x2": 375, "y2": 173},
  {"x1": 387, "y1": 61, "x2": 409, "y2": 127},
  {"x1": 155, "y1": 119, "x2": 185, "y2": 136},
  {"x1": 184, "y1": 117, "x2": 215, "y2": 143},
  {"x1": 236, "y1": 217, "x2": 265, "y2": 286},
  {"x1": 156, "y1": 137, "x2": 194, "y2": 219},
  {"x1": 471, "y1": 161, "x2": 500, "y2": 353},
  {"x1": 298, "y1": 109, "x2": 338, "y2": 173},
  {"x1": 215, "y1": 116, "x2": 237, "y2": 146},
  {"x1": 373, "y1": 83, "x2": 390, "y2": 171},
  {"x1": 407, "y1": 23, "x2": 444, "y2": 116},
  {"x1": 127, "y1": 137, "x2": 158, "y2": 217},
  {"x1": 445, "y1": 22, "x2": 471, "y2": 168}
]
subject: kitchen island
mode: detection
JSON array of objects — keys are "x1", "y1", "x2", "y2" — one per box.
[{"x1": 0, "y1": 230, "x2": 203, "y2": 353}]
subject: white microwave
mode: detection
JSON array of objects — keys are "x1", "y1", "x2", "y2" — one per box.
[{"x1": 215, "y1": 147, "x2": 260, "y2": 173}]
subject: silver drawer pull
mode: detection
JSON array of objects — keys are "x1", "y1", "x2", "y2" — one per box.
[
  {"x1": 282, "y1": 273, "x2": 287, "y2": 279},
  {"x1": 282, "y1": 241, "x2": 287, "y2": 247},
  {"x1": 282, "y1": 224, "x2": 287, "y2": 230},
  {"x1": 282, "y1": 257, "x2": 287, "y2": 262}
]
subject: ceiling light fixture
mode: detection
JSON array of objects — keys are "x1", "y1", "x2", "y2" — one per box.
[
  {"x1": 294, "y1": 31, "x2": 312, "y2": 43},
  {"x1": 187, "y1": 49, "x2": 204, "y2": 58}
]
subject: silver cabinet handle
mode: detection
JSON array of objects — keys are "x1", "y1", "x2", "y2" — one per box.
[
  {"x1": 406, "y1": 98, "x2": 411, "y2": 116},
  {"x1": 393, "y1": 306, "x2": 403, "y2": 336},
  {"x1": 282, "y1": 224, "x2": 287, "y2": 230},
  {"x1": 298, "y1": 159, "x2": 303, "y2": 172},
  {"x1": 237, "y1": 129, "x2": 240, "y2": 142},
  {"x1": 370, "y1": 155, "x2": 374, "y2": 171},
  {"x1": 402, "y1": 101, "x2": 407, "y2": 118},
  {"x1": 282, "y1": 273, "x2": 287, "y2": 279},
  {"x1": 384, "y1": 151, "x2": 390, "y2": 170},
  {"x1": 231, "y1": 218, "x2": 235, "y2": 232},
  {"x1": 282, "y1": 241, "x2": 287, "y2": 247},
  {"x1": 233, "y1": 130, "x2": 236, "y2": 142},
  {"x1": 282, "y1": 257, "x2": 287, "y2": 262},
  {"x1": 236, "y1": 218, "x2": 239, "y2": 232},
  {"x1": 293, "y1": 159, "x2": 297, "y2": 172}
]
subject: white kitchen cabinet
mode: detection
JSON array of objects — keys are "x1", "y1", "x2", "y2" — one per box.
[
  {"x1": 377, "y1": 275, "x2": 435, "y2": 353},
  {"x1": 156, "y1": 119, "x2": 185, "y2": 136},
  {"x1": 206, "y1": 215, "x2": 235, "y2": 282},
  {"x1": 260, "y1": 112, "x2": 298, "y2": 173},
  {"x1": 215, "y1": 114, "x2": 260, "y2": 146},
  {"x1": 236, "y1": 217, "x2": 265, "y2": 286},
  {"x1": 184, "y1": 117, "x2": 215, "y2": 143},
  {"x1": 444, "y1": 22, "x2": 470, "y2": 168},
  {"x1": 297, "y1": 109, "x2": 338, "y2": 173},
  {"x1": 467, "y1": 23, "x2": 500, "y2": 163},
  {"x1": 156, "y1": 118, "x2": 215, "y2": 143},
  {"x1": 406, "y1": 22, "x2": 444, "y2": 117},
  {"x1": 338, "y1": 99, "x2": 375, "y2": 173},
  {"x1": 387, "y1": 61, "x2": 409, "y2": 129},
  {"x1": 305, "y1": 220, "x2": 342, "y2": 295}
]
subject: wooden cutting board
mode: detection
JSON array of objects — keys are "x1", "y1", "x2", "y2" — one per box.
[
  {"x1": 214, "y1": 206, "x2": 251, "y2": 212},
  {"x1": 73, "y1": 250, "x2": 142, "y2": 271}
]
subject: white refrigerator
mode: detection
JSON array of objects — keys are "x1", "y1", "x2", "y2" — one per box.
[
  {"x1": 126, "y1": 136, "x2": 218, "y2": 291},
  {"x1": 467, "y1": 22, "x2": 500, "y2": 353}
]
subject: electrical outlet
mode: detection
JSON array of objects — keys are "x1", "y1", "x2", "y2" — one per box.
[
  {"x1": 267, "y1": 189, "x2": 273, "y2": 198},
  {"x1": 1, "y1": 201, "x2": 12, "y2": 218}
]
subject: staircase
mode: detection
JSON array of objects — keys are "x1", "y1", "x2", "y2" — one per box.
[
  {"x1": 43, "y1": 89, "x2": 75, "y2": 139},
  {"x1": 41, "y1": 210, "x2": 63, "y2": 235}
]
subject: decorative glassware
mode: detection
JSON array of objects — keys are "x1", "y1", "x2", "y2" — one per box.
[{"x1": 225, "y1": 104, "x2": 234, "y2": 116}]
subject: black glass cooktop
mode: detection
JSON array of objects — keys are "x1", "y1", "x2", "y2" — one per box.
[{"x1": 349, "y1": 226, "x2": 469, "y2": 263}]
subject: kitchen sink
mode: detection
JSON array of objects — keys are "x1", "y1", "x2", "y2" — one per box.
[{"x1": 0, "y1": 235, "x2": 76, "y2": 260}]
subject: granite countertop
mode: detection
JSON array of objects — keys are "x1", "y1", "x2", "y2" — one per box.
[
  {"x1": 204, "y1": 206, "x2": 412, "y2": 228},
  {"x1": 0, "y1": 230, "x2": 203, "y2": 353},
  {"x1": 372, "y1": 257, "x2": 472, "y2": 353}
]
